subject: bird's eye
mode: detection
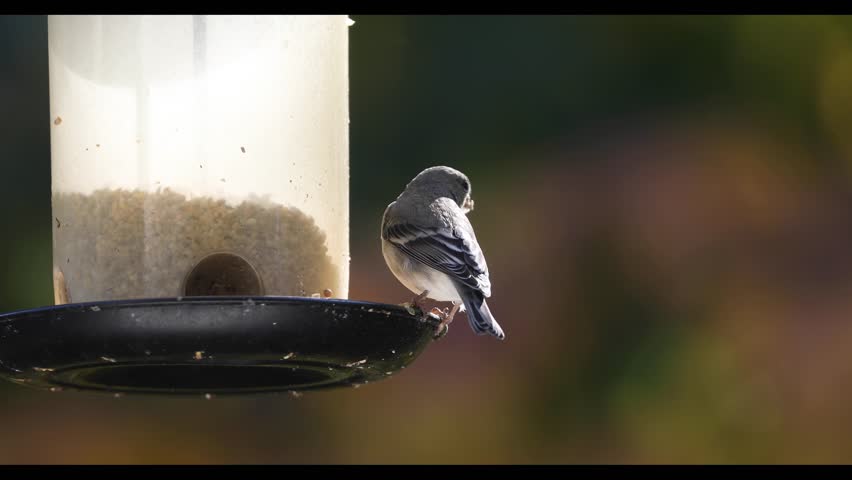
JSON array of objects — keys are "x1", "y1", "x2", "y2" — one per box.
[{"x1": 460, "y1": 179, "x2": 470, "y2": 191}]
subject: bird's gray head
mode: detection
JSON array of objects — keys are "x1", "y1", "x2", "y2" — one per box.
[{"x1": 405, "y1": 166, "x2": 475, "y2": 213}]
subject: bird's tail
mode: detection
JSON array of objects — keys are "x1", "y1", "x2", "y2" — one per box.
[{"x1": 457, "y1": 286, "x2": 505, "y2": 340}]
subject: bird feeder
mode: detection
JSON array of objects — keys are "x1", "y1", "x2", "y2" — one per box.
[{"x1": 0, "y1": 15, "x2": 439, "y2": 396}]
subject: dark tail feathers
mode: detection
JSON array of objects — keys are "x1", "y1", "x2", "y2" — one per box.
[{"x1": 458, "y1": 286, "x2": 505, "y2": 340}]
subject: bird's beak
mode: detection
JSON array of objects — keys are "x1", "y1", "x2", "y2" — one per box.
[{"x1": 463, "y1": 196, "x2": 475, "y2": 213}]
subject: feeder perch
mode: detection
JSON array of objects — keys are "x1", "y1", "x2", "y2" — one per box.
[{"x1": 0, "y1": 15, "x2": 439, "y2": 396}]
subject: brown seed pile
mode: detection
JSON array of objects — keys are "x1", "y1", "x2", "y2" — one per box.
[{"x1": 52, "y1": 188, "x2": 340, "y2": 303}]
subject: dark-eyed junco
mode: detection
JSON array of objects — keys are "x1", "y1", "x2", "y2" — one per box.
[{"x1": 381, "y1": 166, "x2": 505, "y2": 340}]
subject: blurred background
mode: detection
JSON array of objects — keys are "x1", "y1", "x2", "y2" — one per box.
[{"x1": 2, "y1": 14, "x2": 852, "y2": 464}]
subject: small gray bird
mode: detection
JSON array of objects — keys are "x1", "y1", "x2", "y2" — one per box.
[{"x1": 381, "y1": 166, "x2": 505, "y2": 340}]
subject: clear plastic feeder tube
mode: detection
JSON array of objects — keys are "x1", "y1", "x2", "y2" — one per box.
[{"x1": 48, "y1": 15, "x2": 350, "y2": 304}]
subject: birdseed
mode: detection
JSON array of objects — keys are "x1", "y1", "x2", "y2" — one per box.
[{"x1": 52, "y1": 188, "x2": 340, "y2": 303}]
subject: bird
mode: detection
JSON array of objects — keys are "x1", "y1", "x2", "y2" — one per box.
[{"x1": 380, "y1": 166, "x2": 505, "y2": 340}]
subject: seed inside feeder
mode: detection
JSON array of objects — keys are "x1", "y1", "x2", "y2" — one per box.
[{"x1": 51, "y1": 188, "x2": 340, "y2": 303}]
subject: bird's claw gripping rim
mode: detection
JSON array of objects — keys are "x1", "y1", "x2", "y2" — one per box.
[
  {"x1": 400, "y1": 301, "x2": 421, "y2": 316},
  {"x1": 426, "y1": 307, "x2": 450, "y2": 340},
  {"x1": 432, "y1": 322, "x2": 449, "y2": 340},
  {"x1": 400, "y1": 293, "x2": 450, "y2": 340}
]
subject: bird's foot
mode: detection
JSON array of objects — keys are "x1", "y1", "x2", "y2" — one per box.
[
  {"x1": 401, "y1": 302, "x2": 417, "y2": 316},
  {"x1": 413, "y1": 290, "x2": 430, "y2": 310},
  {"x1": 432, "y1": 303, "x2": 460, "y2": 340},
  {"x1": 401, "y1": 290, "x2": 430, "y2": 316},
  {"x1": 434, "y1": 323, "x2": 450, "y2": 340}
]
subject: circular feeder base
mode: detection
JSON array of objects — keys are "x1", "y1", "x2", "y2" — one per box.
[{"x1": 0, "y1": 296, "x2": 440, "y2": 396}]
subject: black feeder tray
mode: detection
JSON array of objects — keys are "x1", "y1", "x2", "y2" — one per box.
[{"x1": 0, "y1": 296, "x2": 441, "y2": 397}]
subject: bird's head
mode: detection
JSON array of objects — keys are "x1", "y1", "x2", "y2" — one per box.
[{"x1": 406, "y1": 166, "x2": 474, "y2": 213}]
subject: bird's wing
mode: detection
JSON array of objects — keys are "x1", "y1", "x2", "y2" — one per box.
[{"x1": 383, "y1": 220, "x2": 491, "y2": 297}]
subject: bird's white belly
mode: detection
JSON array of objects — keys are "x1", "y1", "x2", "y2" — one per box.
[{"x1": 382, "y1": 239, "x2": 461, "y2": 303}]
